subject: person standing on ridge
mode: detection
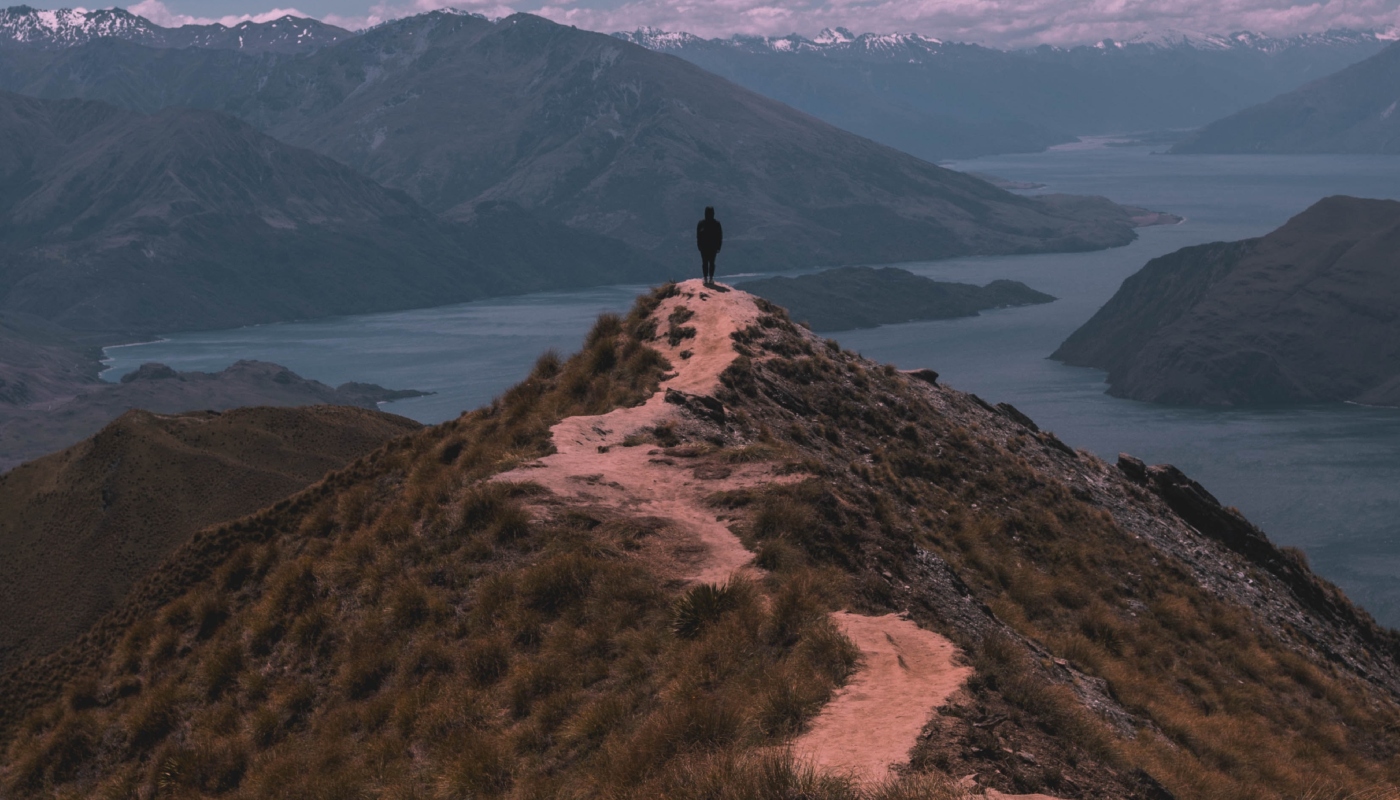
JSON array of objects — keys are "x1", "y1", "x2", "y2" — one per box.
[{"x1": 696, "y1": 206, "x2": 722, "y2": 285}]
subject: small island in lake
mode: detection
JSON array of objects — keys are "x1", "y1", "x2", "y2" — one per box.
[{"x1": 738, "y1": 266, "x2": 1056, "y2": 333}]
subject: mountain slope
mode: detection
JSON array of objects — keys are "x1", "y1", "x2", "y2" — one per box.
[
  {"x1": 1172, "y1": 42, "x2": 1400, "y2": 153},
  {"x1": 0, "y1": 404, "x2": 420, "y2": 674},
  {"x1": 0, "y1": 91, "x2": 656, "y2": 336},
  {"x1": 0, "y1": 6, "x2": 351, "y2": 53},
  {"x1": 1, "y1": 282, "x2": 1396, "y2": 798},
  {"x1": 1053, "y1": 196, "x2": 1400, "y2": 405},
  {"x1": 2, "y1": 13, "x2": 1161, "y2": 270},
  {"x1": 246, "y1": 13, "x2": 1151, "y2": 268},
  {"x1": 615, "y1": 26, "x2": 1393, "y2": 161}
]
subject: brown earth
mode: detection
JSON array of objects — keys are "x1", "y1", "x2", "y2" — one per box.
[{"x1": 0, "y1": 404, "x2": 419, "y2": 673}]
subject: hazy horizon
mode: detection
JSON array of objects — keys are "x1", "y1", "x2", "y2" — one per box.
[{"x1": 33, "y1": 0, "x2": 1400, "y2": 49}]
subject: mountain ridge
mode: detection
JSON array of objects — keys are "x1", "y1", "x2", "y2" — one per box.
[
  {"x1": 0, "y1": 281, "x2": 1396, "y2": 797},
  {"x1": 0, "y1": 90, "x2": 659, "y2": 337},
  {"x1": 613, "y1": 23, "x2": 1391, "y2": 161},
  {"x1": 0, "y1": 5, "x2": 351, "y2": 52},
  {"x1": 1171, "y1": 41, "x2": 1400, "y2": 153},
  {"x1": 0, "y1": 404, "x2": 421, "y2": 674}
]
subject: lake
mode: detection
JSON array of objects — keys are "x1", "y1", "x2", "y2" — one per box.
[{"x1": 103, "y1": 143, "x2": 1400, "y2": 625}]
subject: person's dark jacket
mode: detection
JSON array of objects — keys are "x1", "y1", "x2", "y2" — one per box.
[{"x1": 697, "y1": 214, "x2": 722, "y2": 255}]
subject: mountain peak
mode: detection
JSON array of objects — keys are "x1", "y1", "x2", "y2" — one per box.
[{"x1": 0, "y1": 4, "x2": 350, "y2": 52}]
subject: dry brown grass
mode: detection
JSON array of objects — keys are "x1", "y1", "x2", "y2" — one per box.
[
  {"x1": 0, "y1": 288, "x2": 872, "y2": 799},
  {"x1": 711, "y1": 309, "x2": 1400, "y2": 798}
]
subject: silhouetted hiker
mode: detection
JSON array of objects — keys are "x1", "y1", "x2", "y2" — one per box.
[{"x1": 697, "y1": 206, "x2": 722, "y2": 285}]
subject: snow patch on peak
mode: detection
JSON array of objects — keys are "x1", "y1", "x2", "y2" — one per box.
[
  {"x1": 813, "y1": 27, "x2": 853, "y2": 45},
  {"x1": 612, "y1": 26, "x2": 704, "y2": 51}
]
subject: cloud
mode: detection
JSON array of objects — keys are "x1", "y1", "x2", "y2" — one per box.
[
  {"x1": 116, "y1": 0, "x2": 1400, "y2": 44},
  {"x1": 127, "y1": 0, "x2": 313, "y2": 27}
]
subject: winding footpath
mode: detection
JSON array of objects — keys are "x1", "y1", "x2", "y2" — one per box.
[{"x1": 496, "y1": 280, "x2": 972, "y2": 785}]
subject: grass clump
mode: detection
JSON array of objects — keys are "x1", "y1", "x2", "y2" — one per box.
[{"x1": 672, "y1": 580, "x2": 756, "y2": 640}]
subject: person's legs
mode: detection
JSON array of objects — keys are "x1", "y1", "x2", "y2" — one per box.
[{"x1": 702, "y1": 254, "x2": 715, "y2": 283}]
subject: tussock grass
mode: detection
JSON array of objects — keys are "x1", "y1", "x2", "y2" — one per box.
[
  {"x1": 0, "y1": 287, "x2": 868, "y2": 799},
  {"x1": 709, "y1": 316, "x2": 1400, "y2": 797}
]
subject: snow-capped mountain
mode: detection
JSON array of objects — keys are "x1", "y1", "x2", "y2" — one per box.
[
  {"x1": 616, "y1": 26, "x2": 955, "y2": 61},
  {"x1": 1095, "y1": 27, "x2": 1400, "y2": 53},
  {"x1": 617, "y1": 24, "x2": 1399, "y2": 60},
  {"x1": 0, "y1": 5, "x2": 351, "y2": 52},
  {"x1": 0, "y1": 6, "x2": 162, "y2": 47}
]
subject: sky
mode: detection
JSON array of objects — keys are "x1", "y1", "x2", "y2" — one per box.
[{"x1": 119, "y1": 0, "x2": 1400, "y2": 48}]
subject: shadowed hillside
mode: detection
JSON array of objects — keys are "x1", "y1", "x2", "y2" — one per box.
[
  {"x1": 0, "y1": 90, "x2": 657, "y2": 337},
  {"x1": 0, "y1": 405, "x2": 421, "y2": 674},
  {"x1": 1, "y1": 13, "x2": 1166, "y2": 272},
  {"x1": 1173, "y1": 42, "x2": 1400, "y2": 153},
  {"x1": 1054, "y1": 196, "x2": 1400, "y2": 406},
  {"x1": 1, "y1": 283, "x2": 1396, "y2": 798}
]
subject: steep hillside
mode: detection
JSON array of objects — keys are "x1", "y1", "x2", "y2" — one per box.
[
  {"x1": 2, "y1": 13, "x2": 1165, "y2": 270},
  {"x1": 2, "y1": 281, "x2": 1397, "y2": 798},
  {"x1": 0, "y1": 7, "x2": 351, "y2": 53},
  {"x1": 0, "y1": 405, "x2": 420, "y2": 675},
  {"x1": 739, "y1": 266, "x2": 1055, "y2": 332},
  {"x1": 616, "y1": 26, "x2": 1392, "y2": 161},
  {"x1": 1053, "y1": 196, "x2": 1400, "y2": 406},
  {"x1": 0, "y1": 91, "x2": 656, "y2": 336},
  {"x1": 0, "y1": 359, "x2": 427, "y2": 471},
  {"x1": 1172, "y1": 42, "x2": 1400, "y2": 153}
]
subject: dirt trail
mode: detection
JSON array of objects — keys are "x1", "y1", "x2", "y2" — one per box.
[
  {"x1": 496, "y1": 279, "x2": 764, "y2": 584},
  {"x1": 794, "y1": 612, "x2": 972, "y2": 784},
  {"x1": 497, "y1": 280, "x2": 974, "y2": 783}
]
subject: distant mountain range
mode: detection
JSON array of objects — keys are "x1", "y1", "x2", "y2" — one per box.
[
  {"x1": 0, "y1": 12, "x2": 1160, "y2": 279},
  {"x1": 0, "y1": 5, "x2": 351, "y2": 52},
  {"x1": 615, "y1": 26, "x2": 1395, "y2": 161},
  {"x1": 1172, "y1": 41, "x2": 1400, "y2": 153},
  {"x1": 1053, "y1": 196, "x2": 1400, "y2": 406}
]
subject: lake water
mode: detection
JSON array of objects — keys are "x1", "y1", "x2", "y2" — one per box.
[{"x1": 103, "y1": 143, "x2": 1400, "y2": 625}]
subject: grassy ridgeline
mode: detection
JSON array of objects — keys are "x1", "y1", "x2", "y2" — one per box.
[{"x1": 1, "y1": 285, "x2": 1398, "y2": 798}]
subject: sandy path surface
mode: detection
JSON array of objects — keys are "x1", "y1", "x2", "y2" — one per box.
[
  {"x1": 794, "y1": 612, "x2": 972, "y2": 784},
  {"x1": 498, "y1": 280, "x2": 974, "y2": 784},
  {"x1": 496, "y1": 280, "x2": 764, "y2": 584}
]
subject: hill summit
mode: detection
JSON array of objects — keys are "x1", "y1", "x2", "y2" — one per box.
[{"x1": 2, "y1": 281, "x2": 1397, "y2": 797}]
